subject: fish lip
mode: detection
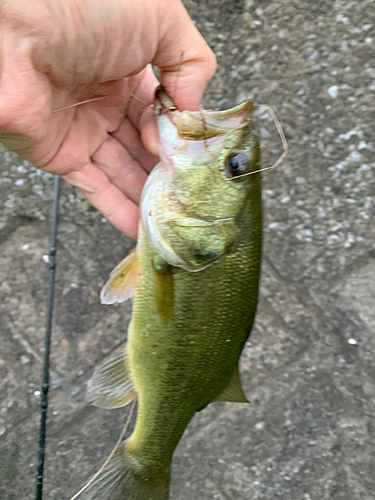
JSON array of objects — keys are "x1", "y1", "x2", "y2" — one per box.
[
  {"x1": 167, "y1": 216, "x2": 233, "y2": 227},
  {"x1": 169, "y1": 103, "x2": 253, "y2": 142},
  {"x1": 154, "y1": 85, "x2": 178, "y2": 117},
  {"x1": 165, "y1": 194, "x2": 232, "y2": 224},
  {"x1": 154, "y1": 86, "x2": 253, "y2": 142},
  {"x1": 202, "y1": 99, "x2": 253, "y2": 121},
  {"x1": 154, "y1": 84, "x2": 253, "y2": 121}
]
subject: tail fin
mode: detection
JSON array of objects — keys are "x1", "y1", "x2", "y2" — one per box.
[{"x1": 78, "y1": 447, "x2": 170, "y2": 500}]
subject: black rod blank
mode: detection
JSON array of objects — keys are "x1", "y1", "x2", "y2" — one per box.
[{"x1": 35, "y1": 175, "x2": 60, "y2": 500}]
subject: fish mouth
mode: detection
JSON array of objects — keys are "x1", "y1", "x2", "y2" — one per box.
[{"x1": 154, "y1": 85, "x2": 253, "y2": 141}]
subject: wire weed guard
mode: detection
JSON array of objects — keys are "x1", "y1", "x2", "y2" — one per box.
[{"x1": 35, "y1": 175, "x2": 60, "y2": 500}]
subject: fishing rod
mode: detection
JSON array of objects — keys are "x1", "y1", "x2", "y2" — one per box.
[{"x1": 35, "y1": 175, "x2": 60, "y2": 500}]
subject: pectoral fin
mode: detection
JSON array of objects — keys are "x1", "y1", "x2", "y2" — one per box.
[
  {"x1": 215, "y1": 367, "x2": 249, "y2": 403},
  {"x1": 100, "y1": 249, "x2": 138, "y2": 305},
  {"x1": 152, "y1": 256, "x2": 174, "y2": 323},
  {"x1": 86, "y1": 345, "x2": 137, "y2": 409}
]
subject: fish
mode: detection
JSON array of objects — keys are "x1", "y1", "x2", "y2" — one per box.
[{"x1": 82, "y1": 85, "x2": 262, "y2": 500}]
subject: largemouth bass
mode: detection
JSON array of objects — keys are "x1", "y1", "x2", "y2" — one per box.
[{"x1": 83, "y1": 86, "x2": 262, "y2": 500}]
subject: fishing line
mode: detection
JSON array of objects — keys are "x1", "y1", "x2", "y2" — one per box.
[
  {"x1": 69, "y1": 399, "x2": 137, "y2": 500},
  {"x1": 173, "y1": 50, "x2": 185, "y2": 101},
  {"x1": 226, "y1": 103, "x2": 289, "y2": 180},
  {"x1": 35, "y1": 175, "x2": 60, "y2": 500},
  {"x1": 52, "y1": 92, "x2": 148, "y2": 113}
]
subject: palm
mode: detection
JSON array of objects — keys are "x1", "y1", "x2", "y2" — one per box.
[
  {"x1": 50, "y1": 71, "x2": 159, "y2": 239},
  {"x1": 1, "y1": 60, "x2": 159, "y2": 238}
]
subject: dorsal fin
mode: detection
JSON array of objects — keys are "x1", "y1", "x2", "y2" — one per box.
[
  {"x1": 215, "y1": 366, "x2": 248, "y2": 403},
  {"x1": 86, "y1": 345, "x2": 137, "y2": 409},
  {"x1": 100, "y1": 249, "x2": 138, "y2": 305}
]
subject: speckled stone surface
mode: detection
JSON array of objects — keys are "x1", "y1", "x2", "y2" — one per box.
[{"x1": 0, "y1": 1, "x2": 374, "y2": 499}]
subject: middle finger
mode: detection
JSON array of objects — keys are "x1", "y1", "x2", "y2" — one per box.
[{"x1": 91, "y1": 134, "x2": 149, "y2": 205}]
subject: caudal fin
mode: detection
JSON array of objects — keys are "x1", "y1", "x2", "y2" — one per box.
[{"x1": 78, "y1": 447, "x2": 170, "y2": 500}]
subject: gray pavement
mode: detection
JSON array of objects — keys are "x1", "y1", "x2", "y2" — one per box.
[{"x1": 0, "y1": 0, "x2": 374, "y2": 499}]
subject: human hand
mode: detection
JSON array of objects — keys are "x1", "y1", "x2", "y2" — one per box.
[{"x1": 0, "y1": 0, "x2": 216, "y2": 238}]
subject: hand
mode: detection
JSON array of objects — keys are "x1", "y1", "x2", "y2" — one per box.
[{"x1": 0, "y1": 0, "x2": 216, "y2": 238}]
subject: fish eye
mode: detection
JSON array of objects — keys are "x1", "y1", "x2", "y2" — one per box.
[{"x1": 225, "y1": 153, "x2": 248, "y2": 178}]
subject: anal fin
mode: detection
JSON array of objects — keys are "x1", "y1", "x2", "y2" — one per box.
[
  {"x1": 100, "y1": 249, "x2": 138, "y2": 305},
  {"x1": 87, "y1": 345, "x2": 137, "y2": 409},
  {"x1": 215, "y1": 366, "x2": 249, "y2": 403}
]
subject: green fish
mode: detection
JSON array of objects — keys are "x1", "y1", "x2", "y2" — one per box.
[{"x1": 83, "y1": 86, "x2": 262, "y2": 500}]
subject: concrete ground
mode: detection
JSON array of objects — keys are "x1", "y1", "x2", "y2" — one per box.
[{"x1": 0, "y1": 0, "x2": 374, "y2": 499}]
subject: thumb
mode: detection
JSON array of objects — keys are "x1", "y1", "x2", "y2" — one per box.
[{"x1": 152, "y1": 0, "x2": 216, "y2": 111}]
